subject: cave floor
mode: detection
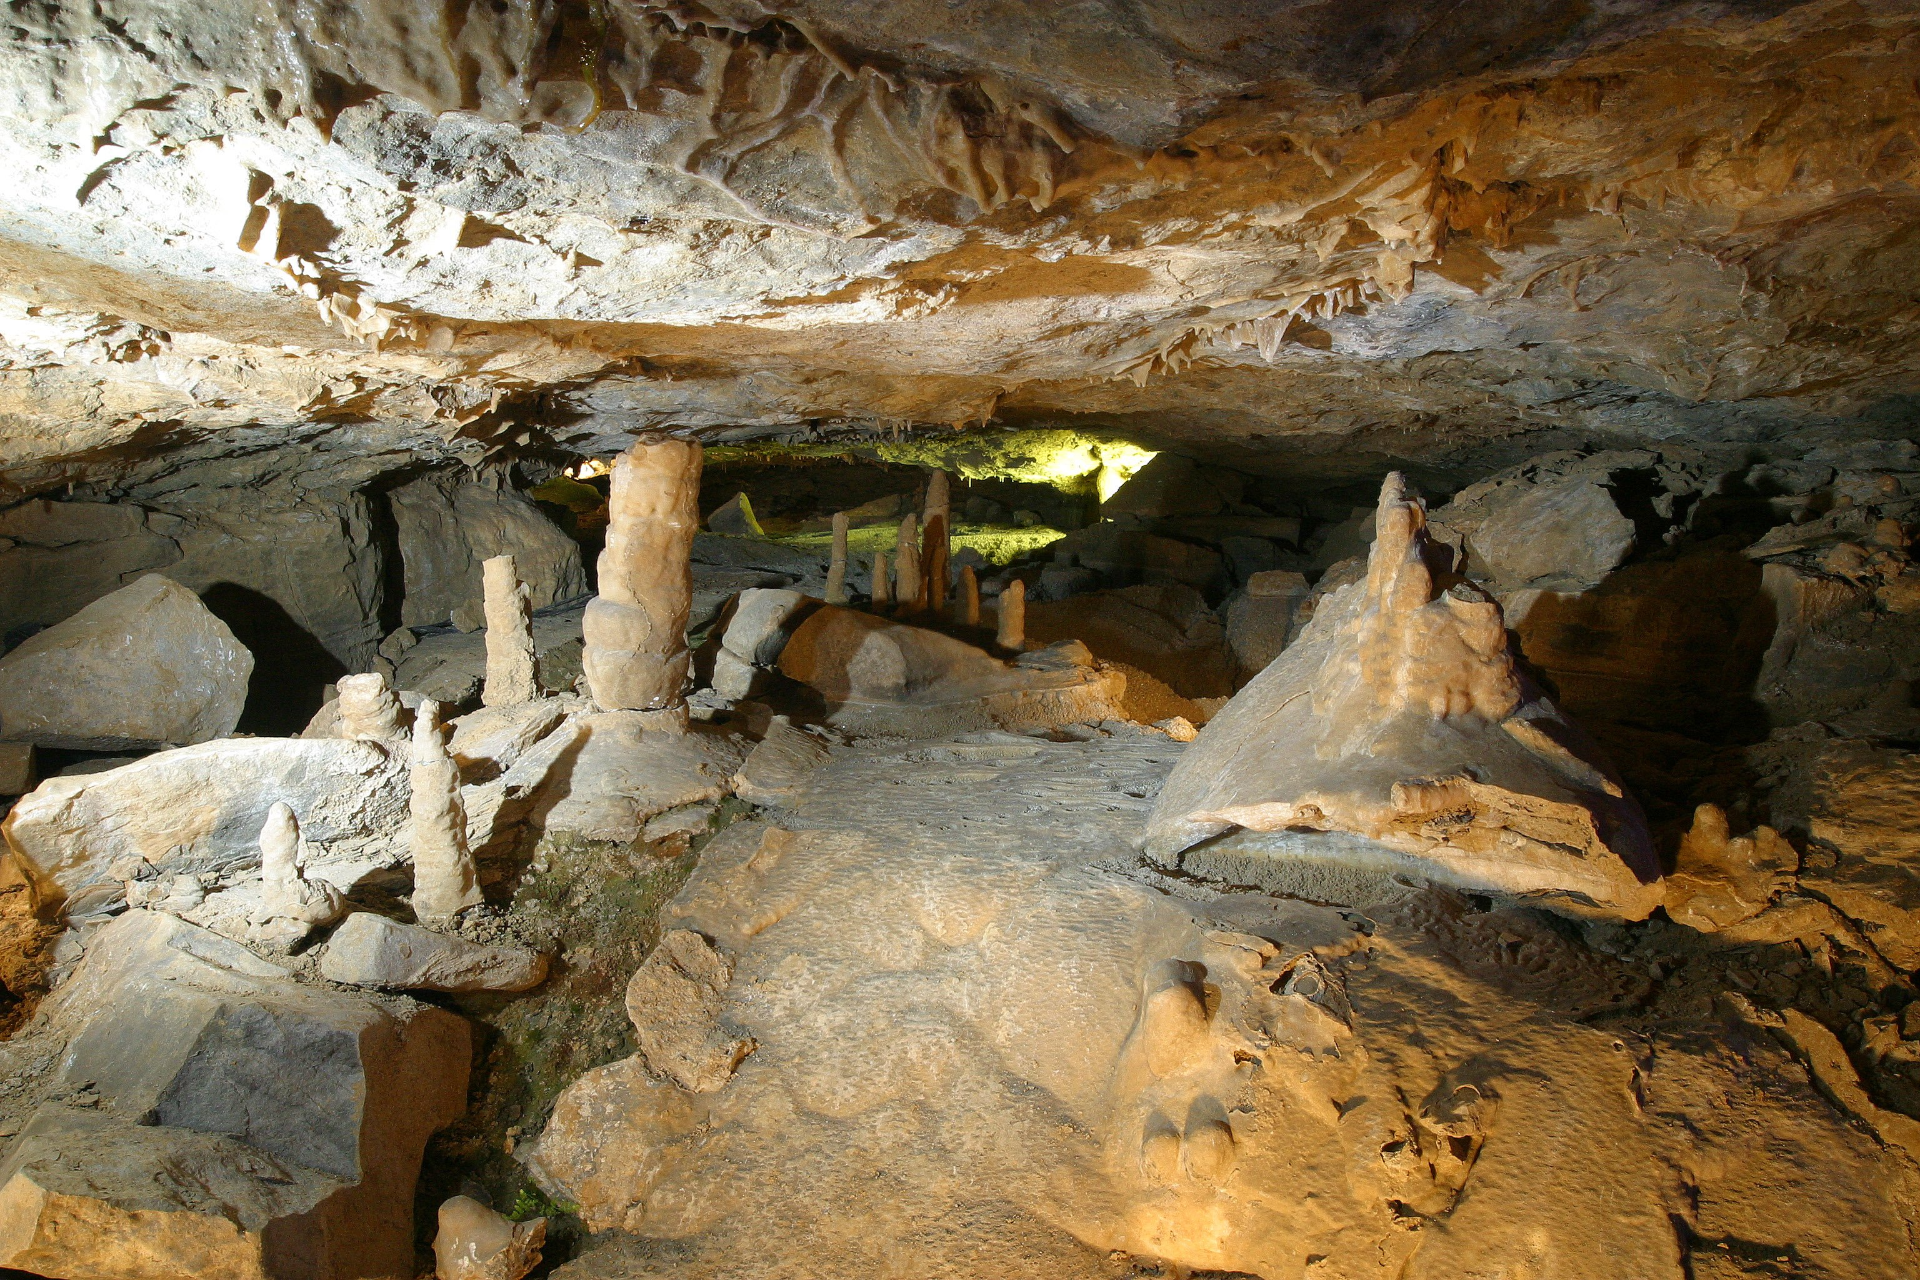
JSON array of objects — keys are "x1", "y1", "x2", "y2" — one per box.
[{"x1": 526, "y1": 726, "x2": 1917, "y2": 1280}]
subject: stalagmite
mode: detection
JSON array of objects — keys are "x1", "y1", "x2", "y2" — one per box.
[
  {"x1": 582, "y1": 438, "x2": 702, "y2": 716},
  {"x1": 996, "y1": 577, "x2": 1026, "y2": 650},
  {"x1": 481, "y1": 554, "x2": 538, "y2": 706},
  {"x1": 336, "y1": 671, "x2": 408, "y2": 747},
  {"x1": 895, "y1": 514, "x2": 923, "y2": 613},
  {"x1": 434, "y1": 1196, "x2": 546, "y2": 1280},
  {"x1": 957, "y1": 563, "x2": 980, "y2": 627},
  {"x1": 923, "y1": 470, "x2": 950, "y2": 614},
  {"x1": 251, "y1": 801, "x2": 345, "y2": 940},
  {"x1": 870, "y1": 550, "x2": 892, "y2": 607},
  {"x1": 825, "y1": 511, "x2": 850, "y2": 605},
  {"x1": 410, "y1": 698, "x2": 484, "y2": 924}
]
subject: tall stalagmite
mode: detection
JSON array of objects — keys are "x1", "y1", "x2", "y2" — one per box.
[
  {"x1": 895, "y1": 514, "x2": 923, "y2": 613},
  {"x1": 923, "y1": 471, "x2": 950, "y2": 614},
  {"x1": 409, "y1": 698, "x2": 483, "y2": 924},
  {"x1": 870, "y1": 551, "x2": 892, "y2": 608},
  {"x1": 957, "y1": 564, "x2": 980, "y2": 627},
  {"x1": 481, "y1": 554, "x2": 538, "y2": 706},
  {"x1": 825, "y1": 512, "x2": 850, "y2": 605},
  {"x1": 997, "y1": 578, "x2": 1026, "y2": 651},
  {"x1": 582, "y1": 439, "x2": 703, "y2": 714}
]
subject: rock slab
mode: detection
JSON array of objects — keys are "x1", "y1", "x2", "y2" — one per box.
[
  {"x1": 322, "y1": 912, "x2": 549, "y2": 993},
  {"x1": 0, "y1": 575, "x2": 252, "y2": 750}
]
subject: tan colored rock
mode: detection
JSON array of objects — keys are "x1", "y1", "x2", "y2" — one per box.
[
  {"x1": 334, "y1": 671, "x2": 410, "y2": 747},
  {"x1": 870, "y1": 549, "x2": 892, "y2": 607},
  {"x1": 583, "y1": 439, "x2": 702, "y2": 714},
  {"x1": 923, "y1": 470, "x2": 950, "y2": 613},
  {"x1": 434, "y1": 1196, "x2": 545, "y2": 1280},
  {"x1": 482, "y1": 554, "x2": 538, "y2": 707},
  {"x1": 537, "y1": 714, "x2": 746, "y2": 844},
  {"x1": 731, "y1": 716, "x2": 832, "y2": 805},
  {"x1": 250, "y1": 802, "x2": 346, "y2": 944},
  {"x1": 1664, "y1": 804, "x2": 1797, "y2": 933},
  {"x1": 894, "y1": 513, "x2": 923, "y2": 612},
  {"x1": 1146, "y1": 473, "x2": 1661, "y2": 919},
  {"x1": 0, "y1": 742, "x2": 31, "y2": 795},
  {"x1": 448, "y1": 700, "x2": 569, "y2": 780},
  {"x1": 0, "y1": 574, "x2": 251, "y2": 750},
  {"x1": 409, "y1": 700, "x2": 484, "y2": 924},
  {"x1": 996, "y1": 576, "x2": 1026, "y2": 650},
  {"x1": 825, "y1": 511, "x2": 850, "y2": 605},
  {"x1": 1800, "y1": 743, "x2": 1920, "y2": 969},
  {"x1": 523, "y1": 1055, "x2": 703, "y2": 1235},
  {"x1": 957, "y1": 562, "x2": 980, "y2": 626},
  {"x1": 625, "y1": 929, "x2": 755, "y2": 1093},
  {"x1": 321, "y1": 913, "x2": 548, "y2": 993},
  {"x1": 3, "y1": 736, "x2": 408, "y2": 913}
]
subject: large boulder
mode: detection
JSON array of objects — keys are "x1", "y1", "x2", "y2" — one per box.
[
  {"x1": 1462, "y1": 476, "x2": 1637, "y2": 590},
  {"x1": 0, "y1": 575, "x2": 251, "y2": 750},
  {"x1": 1223, "y1": 570, "x2": 1310, "y2": 685},
  {"x1": 1047, "y1": 523, "x2": 1227, "y2": 597},
  {"x1": 1146, "y1": 474, "x2": 1662, "y2": 919},
  {"x1": 1026, "y1": 583, "x2": 1234, "y2": 699},
  {"x1": 0, "y1": 910, "x2": 468, "y2": 1280},
  {"x1": 2, "y1": 736, "x2": 408, "y2": 912},
  {"x1": 321, "y1": 913, "x2": 549, "y2": 993},
  {"x1": 389, "y1": 473, "x2": 587, "y2": 632},
  {"x1": 1099, "y1": 453, "x2": 1240, "y2": 519}
]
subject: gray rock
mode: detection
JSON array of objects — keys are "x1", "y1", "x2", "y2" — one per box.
[
  {"x1": 0, "y1": 574, "x2": 252, "y2": 750},
  {"x1": 0, "y1": 910, "x2": 468, "y2": 1280},
  {"x1": 706, "y1": 492, "x2": 764, "y2": 537},
  {"x1": 0, "y1": 500, "x2": 182, "y2": 643},
  {"x1": 1049, "y1": 524, "x2": 1227, "y2": 596},
  {"x1": 389, "y1": 473, "x2": 587, "y2": 633},
  {"x1": 1225, "y1": 570, "x2": 1309, "y2": 683},
  {"x1": 0, "y1": 742, "x2": 31, "y2": 795},
  {"x1": 321, "y1": 913, "x2": 549, "y2": 992},
  {"x1": 1464, "y1": 477, "x2": 1637, "y2": 590},
  {"x1": 1100, "y1": 454, "x2": 1238, "y2": 519},
  {"x1": 1220, "y1": 535, "x2": 1281, "y2": 584}
]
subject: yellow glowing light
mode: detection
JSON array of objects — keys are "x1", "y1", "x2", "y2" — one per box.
[
  {"x1": 568, "y1": 458, "x2": 611, "y2": 480},
  {"x1": 1093, "y1": 443, "x2": 1158, "y2": 502}
]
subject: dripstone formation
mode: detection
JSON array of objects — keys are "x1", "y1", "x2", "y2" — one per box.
[{"x1": 1, "y1": 3, "x2": 1920, "y2": 1278}]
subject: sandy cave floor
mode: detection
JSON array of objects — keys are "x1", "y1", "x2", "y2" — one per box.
[{"x1": 449, "y1": 724, "x2": 1920, "y2": 1280}]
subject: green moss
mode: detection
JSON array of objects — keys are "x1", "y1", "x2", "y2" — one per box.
[{"x1": 767, "y1": 521, "x2": 1065, "y2": 566}]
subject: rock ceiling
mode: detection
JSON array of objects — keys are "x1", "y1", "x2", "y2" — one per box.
[{"x1": 0, "y1": 0, "x2": 1917, "y2": 499}]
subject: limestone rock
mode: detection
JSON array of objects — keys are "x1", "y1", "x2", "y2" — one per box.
[
  {"x1": 1049, "y1": 524, "x2": 1227, "y2": 596},
  {"x1": 0, "y1": 575, "x2": 251, "y2": 750},
  {"x1": 2, "y1": 736, "x2": 408, "y2": 912},
  {"x1": 1463, "y1": 477, "x2": 1637, "y2": 590},
  {"x1": 390, "y1": 473, "x2": 588, "y2": 633},
  {"x1": 1100, "y1": 454, "x2": 1236, "y2": 519},
  {"x1": 1224, "y1": 570, "x2": 1310, "y2": 684},
  {"x1": 448, "y1": 700, "x2": 570, "y2": 781},
  {"x1": 731, "y1": 716, "x2": 833, "y2": 805},
  {"x1": 434, "y1": 1196, "x2": 545, "y2": 1280},
  {"x1": 321, "y1": 913, "x2": 548, "y2": 993},
  {"x1": 1027, "y1": 584, "x2": 1234, "y2": 699},
  {"x1": 625, "y1": 929, "x2": 755, "y2": 1093},
  {"x1": 0, "y1": 742, "x2": 32, "y2": 795},
  {"x1": 539, "y1": 714, "x2": 747, "y2": 844},
  {"x1": 584, "y1": 440, "x2": 702, "y2": 712},
  {"x1": 1146, "y1": 473, "x2": 1662, "y2": 919},
  {"x1": 523, "y1": 1055, "x2": 703, "y2": 1235},
  {"x1": 0, "y1": 910, "x2": 468, "y2": 1280},
  {"x1": 706, "y1": 492, "x2": 764, "y2": 537},
  {"x1": 706, "y1": 588, "x2": 816, "y2": 700},
  {"x1": 1799, "y1": 743, "x2": 1920, "y2": 970}
]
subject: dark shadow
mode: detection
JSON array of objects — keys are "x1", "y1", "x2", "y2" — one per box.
[
  {"x1": 364, "y1": 486, "x2": 407, "y2": 638},
  {"x1": 198, "y1": 583, "x2": 348, "y2": 737}
]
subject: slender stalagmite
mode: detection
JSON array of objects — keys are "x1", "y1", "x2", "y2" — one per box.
[
  {"x1": 255, "y1": 801, "x2": 343, "y2": 932},
  {"x1": 482, "y1": 554, "x2": 538, "y2": 706},
  {"x1": 895, "y1": 514, "x2": 923, "y2": 613},
  {"x1": 958, "y1": 564, "x2": 980, "y2": 627},
  {"x1": 825, "y1": 511, "x2": 850, "y2": 605},
  {"x1": 997, "y1": 577, "x2": 1026, "y2": 650},
  {"x1": 582, "y1": 438, "x2": 702, "y2": 716},
  {"x1": 870, "y1": 550, "x2": 892, "y2": 607},
  {"x1": 922, "y1": 470, "x2": 950, "y2": 614},
  {"x1": 409, "y1": 698, "x2": 483, "y2": 924}
]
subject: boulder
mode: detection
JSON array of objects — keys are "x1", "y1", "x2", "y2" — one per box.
[
  {"x1": 2, "y1": 736, "x2": 408, "y2": 911},
  {"x1": 434, "y1": 1196, "x2": 545, "y2": 1280},
  {"x1": 448, "y1": 700, "x2": 570, "y2": 781},
  {"x1": 1026, "y1": 584, "x2": 1235, "y2": 699},
  {"x1": 1146, "y1": 474, "x2": 1662, "y2": 919},
  {"x1": 389, "y1": 473, "x2": 587, "y2": 632},
  {"x1": 0, "y1": 575, "x2": 252, "y2": 750},
  {"x1": 321, "y1": 913, "x2": 549, "y2": 993},
  {"x1": 730, "y1": 716, "x2": 833, "y2": 805},
  {"x1": 706, "y1": 492, "x2": 764, "y2": 537},
  {"x1": 1463, "y1": 476, "x2": 1637, "y2": 590},
  {"x1": 0, "y1": 743, "x2": 32, "y2": 796},
  {"x1": 1048, "y1": 523, "x2": 1227, "y2": 596},
  {"x1": 1099, "y1": 454, "x2": 1238, "y2": 519},
  {"x1": 1220, "y1": 535, "x2": 1281, "y2": 584},
  {"x1": 1224, "y1": 570, "x2": 1310, "y2": 684},
  {"x1": 1798, "y1": 743, "x2": 1920, "y2": 969},
  {"x1": 538, "y1": 715, "x2": 747, "y2": 844},
  {"x1": 0, "y1": 910, "x2": 468, "y2": 1280},
  {"x1": 624, "y1": 929, "x2": 755, "y2": 1093}
]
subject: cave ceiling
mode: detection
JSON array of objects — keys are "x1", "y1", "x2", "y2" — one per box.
[{"x1": 0, "y1": 0, "x2": 1917, "y2": 499}]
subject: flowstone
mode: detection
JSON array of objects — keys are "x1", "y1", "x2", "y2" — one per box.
[{"x1": 1146, "y1": 473, "x2": 1662, "y2": 919}]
